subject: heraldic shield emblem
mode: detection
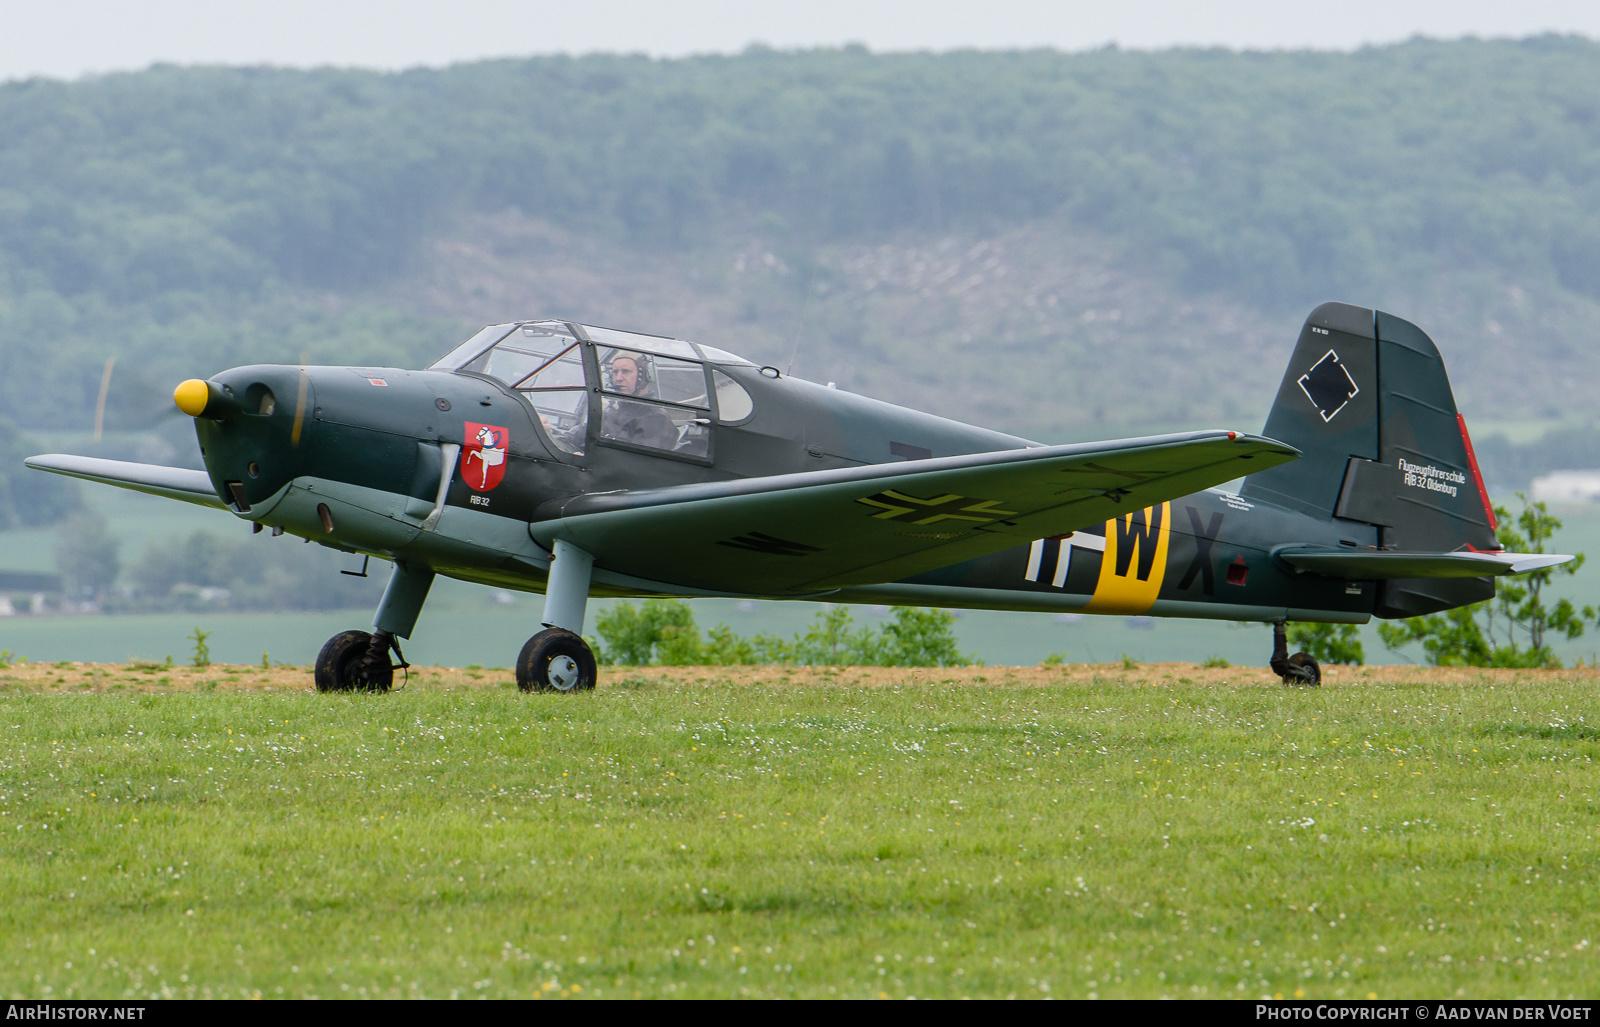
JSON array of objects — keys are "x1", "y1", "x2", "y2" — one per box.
[{"x1": 463, "y1": 422, "x2": 508, "y2": 491}]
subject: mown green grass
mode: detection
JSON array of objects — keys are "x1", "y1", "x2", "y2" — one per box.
[{"x1": 1, "y1": 671, "x2": 1597, "y2": 999}]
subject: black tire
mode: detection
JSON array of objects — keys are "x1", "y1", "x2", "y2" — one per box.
[
  {"x1": 1285, "y1": 652, "x2": 1321, "y2": 687},
  {"x1": 516, "y1": 628, "x2": 597, "y2": 693},
  {"x1": 314, "y1": 629, "x2": 394, "y2": 693}
]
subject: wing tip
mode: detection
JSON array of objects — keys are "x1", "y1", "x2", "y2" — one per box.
[
  {"x1": 1507, "y1": 553, "x2": 1575, "y2": 573},
  {"x1": 24, "y1": 453, "x2": 225, "y2": 508},
  {"x1": 1225, "y1": 431, "x2": 1300, "y2": 457}
]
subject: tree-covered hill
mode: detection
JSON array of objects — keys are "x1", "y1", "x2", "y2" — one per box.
[
  {"x1": 2, "y1": 37, "x2": 1598, "y2": 507},
  {"x1": 9, "y1": 39, "x2": 1600, "y2": 303}
]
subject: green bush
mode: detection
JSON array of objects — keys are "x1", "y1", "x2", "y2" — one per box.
[
  {"x1": 188, "y1": 627, "x2": 212, "y2": 669},
  {"x1": 876, "y1": 607, "x2": 972, "y2": 668},
  {"x1": 594, "y1": 601, "x2": 971, "y2": 667},
  {"x1": 788, "y1": 607, "x2": 882, "y2": 666},
  {"x1": 595, "y1": 598, "x2": 699, "y2": 665}
]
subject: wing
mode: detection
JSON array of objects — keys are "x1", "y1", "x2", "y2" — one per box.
[
  {"x1": 25, "y1": 454, "x2": 226, "y2": 509},
  {"x1": 1276, "y1": 547, "x2": 1573, "y2": 579},
  {"x1": 533, "y1": 430, "x2": 1296, "y2": 594}
]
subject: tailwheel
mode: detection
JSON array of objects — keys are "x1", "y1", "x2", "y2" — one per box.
[
  {"x1": 1282, "y1": 652, "x2": 1321, "y2": 687},
  {"x1": 516, "y1": 628, "x2": 597, "y2": 693},
  {"x1": 314, "y1": 629, "x2": 396, "y2": 693},
  {"x1": 1267, "y1": 620, "x2": 1321, "y2": 687}
]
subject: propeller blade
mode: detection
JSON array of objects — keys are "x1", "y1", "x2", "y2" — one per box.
[
  {"x1": 292, "y1": 352, "x2": 310, "y2": 447},
  {"x1": 93, "y1": 355, "x2": 115, "y2": 442}
]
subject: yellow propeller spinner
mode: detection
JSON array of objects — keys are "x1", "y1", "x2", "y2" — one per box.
[{"x1": 173, "y1": 378, "x2": 211, "y2": 417}]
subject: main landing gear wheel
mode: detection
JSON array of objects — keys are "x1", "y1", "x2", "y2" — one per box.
[
  {"x1": 1268, "y1": 620, "x2": 1321, "y2": 687},
  {"x1": 314, "y1": 629, "x2": 395, "y2": 693},
  {"x1": 517, "y1": 628, "x2": 597, "y2": 693}
]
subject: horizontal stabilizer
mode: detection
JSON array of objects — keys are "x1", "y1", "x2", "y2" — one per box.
[
  {"x1": 25, "y1": 454, "x2": 225, "y2": 509},
  {"x1": 534, "y1": 430, "x2": 1297, "y2": 594},
  {"x1": 1276, "y1": 546, "x2": 1572, "y2": 580}
]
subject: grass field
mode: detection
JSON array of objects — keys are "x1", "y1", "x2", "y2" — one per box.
[{"x1": 1, "y1": 661, "x2": 1597, "y2": 999}]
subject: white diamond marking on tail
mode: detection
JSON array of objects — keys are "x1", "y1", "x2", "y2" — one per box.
[{"x1": 1296, "y1": 349, "x2": 1361, "y2": 423}]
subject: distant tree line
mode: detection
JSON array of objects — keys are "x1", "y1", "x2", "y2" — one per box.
[
  {"x1": 0, "y1": 417, "x2": 79, "y2": 528},
  {"x1": 3, "y1": 39, "x2": 1600, "y2": 431},
  {"x1": 1471, "y1": 425, "x2": 1600, "y2": 494},
  {"x1": 49, "y1": 514, "x2": 382, "y2": 612},
  {"x1": 5, "y1": 40, "x2": 1599, "y2": 306}
]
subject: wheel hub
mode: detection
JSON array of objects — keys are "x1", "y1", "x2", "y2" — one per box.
[{"x1": 547, "y1": 655, "x2": 582, "y2": 691}]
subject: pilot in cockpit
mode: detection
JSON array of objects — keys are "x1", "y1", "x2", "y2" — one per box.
[
  {"x1": 538, "y1": 351, "x2": 681, "y2": 455},
  {"x1": 606, "y1": 354, "x2": 648, "y2": 398},
  {"x1": 600, "y1": 353, "x2": 678, "y2": 450}
]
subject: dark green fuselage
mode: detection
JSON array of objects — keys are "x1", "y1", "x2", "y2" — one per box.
[{"x1": 195, "y1": 355, "x2": 1373, "y2": 627}]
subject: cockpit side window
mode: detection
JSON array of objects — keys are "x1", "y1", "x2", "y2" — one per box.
[
  {"x1": 600, "y1": 352, "x2": 708, "y2": 409},
  {"x1": 596, "y1": 348, "x2": 711, "y2": 459},
  {"x1": 526, "y1": 390, "x2": 589, "y2": 456},
  {"x1": 464, "y1": 323, "x2": 591, "y2": 456},
  {"x1": 428, "y1": 323, "x2": 514, "y2": 370},
  {"x1": 712, "y1": 370, "x2": 754, "y2": 422},
  {"x1": 465, "y1": 324, "x2": 577, "y2": 381}
]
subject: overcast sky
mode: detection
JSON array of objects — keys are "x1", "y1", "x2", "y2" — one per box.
[{"x1": 4, "y1": 0, "x2": 1599, "y2": 82}]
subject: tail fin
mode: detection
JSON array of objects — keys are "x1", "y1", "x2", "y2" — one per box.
[{"x1": 1240, "y1": 302, "x2": 1501, "y2": 617}]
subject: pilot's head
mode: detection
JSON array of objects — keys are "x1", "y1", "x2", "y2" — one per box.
[{"x1": 609, "y1": 355, "x2": 647, "y2": 396}]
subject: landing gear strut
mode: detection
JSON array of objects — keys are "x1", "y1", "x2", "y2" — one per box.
[
  {"x1": 516, "y1": 539, "x2": 598, "y2": 694},
  {"x1": 314, "y1": 560, "x2": 431, "y2": 694},
  {"x1": 1270, "y1": 620, "x2": 1320, "y2": 687}
]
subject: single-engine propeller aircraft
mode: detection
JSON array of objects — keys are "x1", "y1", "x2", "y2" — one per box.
[{"x1": 28, "y1": 302, "x2": 1570, "y2": 691}]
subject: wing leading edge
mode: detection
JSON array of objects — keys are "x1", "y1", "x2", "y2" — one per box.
[
  {"x1": 532, "y1": 430, "x2": 1297, "y2": 594},
  {"x1": 25, "y1": 454, "x2": 225, "y2": 509}
]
